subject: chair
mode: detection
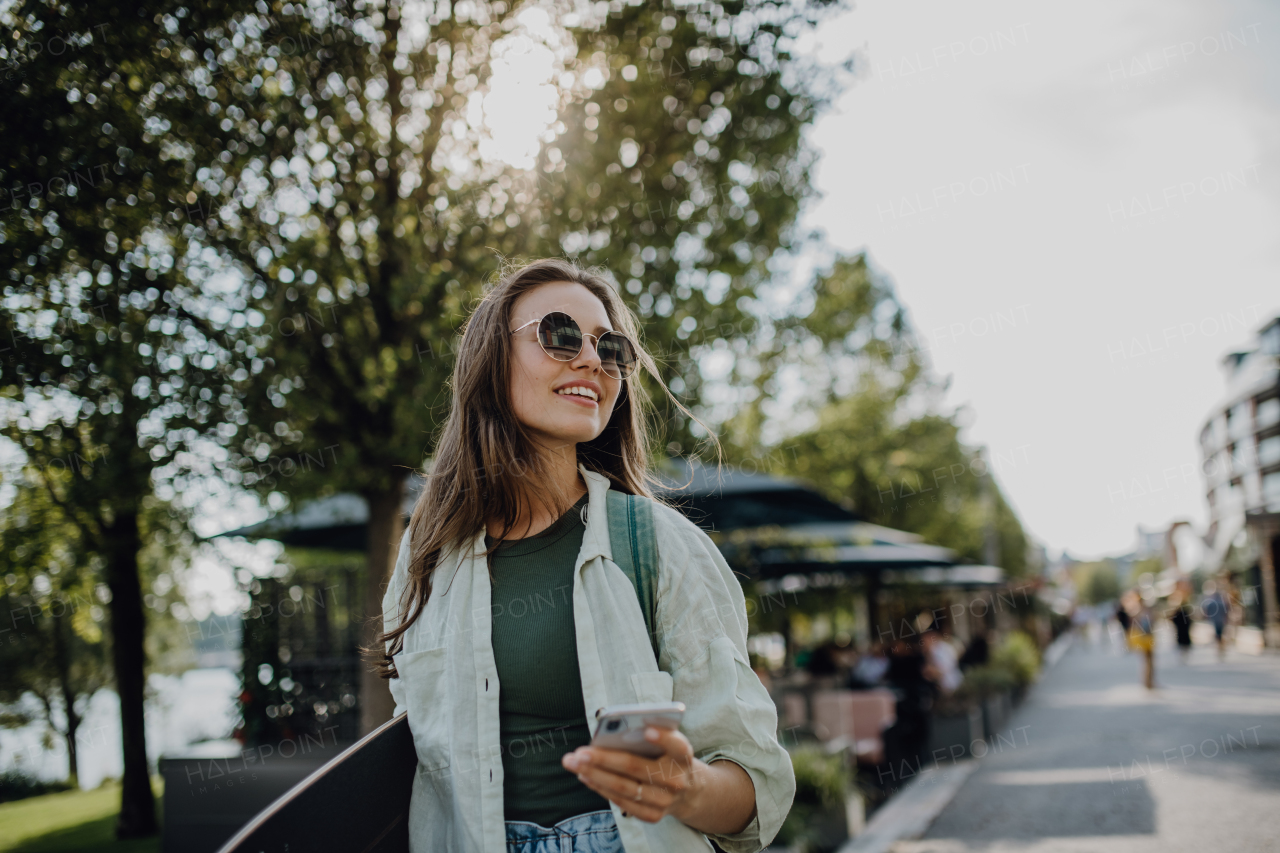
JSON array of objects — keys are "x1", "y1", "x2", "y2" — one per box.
[
  {"x1": 810, "y1": 689, "x2": 896, "y2": 764},
  {"x1": 216, "y1": 713, "x2": 417, "y2": 853}
]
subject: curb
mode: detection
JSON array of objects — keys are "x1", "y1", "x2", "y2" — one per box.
[
  {"x1": 835, "y1": 760, "x2": 978, "y2": 853},
  {"x1": 1042, "y1": 630, "x2": 1075, "y2": 669}
]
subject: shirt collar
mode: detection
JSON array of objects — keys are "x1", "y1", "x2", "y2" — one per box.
[{"x1": 577, "y1": 463, "x2": 614, "y2": 566}]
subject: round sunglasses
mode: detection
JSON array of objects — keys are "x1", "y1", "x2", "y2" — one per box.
[{"x1": 510, "y1": 312, "x2": 638, "y2": 380}]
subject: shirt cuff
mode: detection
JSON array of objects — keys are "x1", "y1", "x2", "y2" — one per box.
[{"x1": 699, "y1": 755, "x2": 775, "y2": 853}]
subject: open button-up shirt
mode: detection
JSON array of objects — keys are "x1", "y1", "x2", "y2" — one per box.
[{"x1": 384, "y1": 466, "x2": 794, "y2": 853}]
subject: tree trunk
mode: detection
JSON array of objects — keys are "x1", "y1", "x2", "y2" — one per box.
[
  {"x1": 359, "y1": 475, "x2": 408, "y2": 735},
  {"x1": 51, "y1": 606, "x2": 81, "y2": 786},
  {"x1": 103, "y1": 512, "x2": 156, "y2": 838}
]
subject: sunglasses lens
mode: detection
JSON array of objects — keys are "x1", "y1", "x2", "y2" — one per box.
[
  {"x1": 537, "y1": 313, "x2": 582, "y2": 361},
  {"x1": 597, "y1": 332, "x2": 638, "y2": 379}
]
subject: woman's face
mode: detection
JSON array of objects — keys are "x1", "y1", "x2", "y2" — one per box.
[{"x1": 508, "y1": 282, "x2": 622, "y2": 451}]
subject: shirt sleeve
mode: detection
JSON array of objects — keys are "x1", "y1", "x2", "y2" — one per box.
[
  {"x1": 651, "y1": 504, "x2": 795, "y2": 853},
  {"x1": 382, "y1": 527, "x2": 413, "y2": 719}
]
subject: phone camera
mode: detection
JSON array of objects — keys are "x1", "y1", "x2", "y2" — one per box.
[{"x1": 606, "y1": 720, "x2": 622, "y2": 732}]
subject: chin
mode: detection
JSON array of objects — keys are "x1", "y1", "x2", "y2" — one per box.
[{"x1": 538, "y1": 420, "x2": 603, "y2": 447}]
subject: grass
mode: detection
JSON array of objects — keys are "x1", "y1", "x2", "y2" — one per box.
[{"x1": 0, "y1": 781, "x2": 162, "y2": 853}]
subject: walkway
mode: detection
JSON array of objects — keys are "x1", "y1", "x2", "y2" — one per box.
[{"x1": 894, "y1": 632, "x2": 1280, "y2": 853}]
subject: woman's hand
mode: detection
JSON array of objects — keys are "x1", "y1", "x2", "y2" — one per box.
[{"x1": 561, "y1": 728, "x2": 757, "y2": 834}]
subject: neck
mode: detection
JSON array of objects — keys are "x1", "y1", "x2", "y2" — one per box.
[{"x1": 486, "y1": 440, "x2": 586, "y2": 540}]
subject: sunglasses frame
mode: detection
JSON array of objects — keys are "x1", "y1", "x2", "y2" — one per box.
[{"x1": 510, "y1": 312, "x2": 638, "y2": 380}]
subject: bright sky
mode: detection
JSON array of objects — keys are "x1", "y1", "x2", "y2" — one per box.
[{"x1": 802, "y1": 0, "x2": 1280, "y2": 559}]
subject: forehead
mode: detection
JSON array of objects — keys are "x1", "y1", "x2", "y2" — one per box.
[{"x1": 512, "y1": 281, "x2": 612, "y2": 330}]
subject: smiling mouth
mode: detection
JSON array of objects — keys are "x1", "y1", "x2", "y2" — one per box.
[{"x1": 556, "y1": 386, "x2": 599, "y2": 403}]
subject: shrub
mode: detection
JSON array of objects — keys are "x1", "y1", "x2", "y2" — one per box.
[
  {"x1": 0, "y1": 770, "x2": 73, "y2": 804},
  {"x1": 951, "y1": 663, "x2": 1018, "y2": 705},
  {"x1": 775, "y1": 745, "x2": 851, "y2": 852},
  {"x1": 992, "y1": 631, "x2": 1041, "y2": 687}
]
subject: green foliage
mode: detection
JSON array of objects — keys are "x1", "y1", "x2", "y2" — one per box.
[
  {"x1": 123, "y1": 0, "x2": 851, "y2": 504},
  {"x1": 991, "y1": 631, "x2": 1040, "y2": 687},
  {"x1": 953, "y1": 663, "x2": 1018, "y2": 703},
  {"x1": 0, "y1": 475, "x2": 110, "y2": 785},
  {"x1": 775, "y1": 745, "x2": 850, "y2": 851},
  {"x1": 1075, "y1": 561, "x2": 1120, "y2": 605},
  {"x1": 723, "y1": 254, "x2": 1031, "y2": 571},
  {"x1": 0, "y1": 771, "x2": 73, "y2": 806}
]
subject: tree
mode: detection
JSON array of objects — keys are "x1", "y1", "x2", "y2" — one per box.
[
  {"x1": 0, "y1": 0, "x2": 257, "y2": 835},
  {"x1": 0, "y1": 475, "x2": 110, "y2": 787},
  {"x1": 172, "y1": 0, "x2": 844, "y2": 732},
  {"x1": 716, "y1": 254, "x2": 1031, "y2": 573},
  {"x1": 1075, "y1": 561, "x2": 1120, "y2": 606}
]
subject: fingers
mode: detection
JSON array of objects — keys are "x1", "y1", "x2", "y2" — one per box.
[
  {"x1": 575, "y1": 764, "x2": 669, "y2": 823},
  {"x1": 565, "y1": 743, "x2": 692, "y2": 792},
  {"x1": 643, "y1": 726, "x2": 694, "y2": 763}
]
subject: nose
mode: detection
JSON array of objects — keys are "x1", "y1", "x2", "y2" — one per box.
[{"x1": 570, "y1": 333, "x2": 603, "y2": 373}]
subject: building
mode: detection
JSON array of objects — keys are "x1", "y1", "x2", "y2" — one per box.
[{"x1": 1198, "y1": 316, "x2": 1280, "y2": 646}]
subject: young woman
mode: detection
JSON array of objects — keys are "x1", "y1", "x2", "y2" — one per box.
[{"x1": 377, "y1": 259, "x2": 794, "y2": 853}]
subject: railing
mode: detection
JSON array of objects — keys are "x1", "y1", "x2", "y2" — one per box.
[{"x1": 216, "y1": 713, "x2": 416, "y2": 853}]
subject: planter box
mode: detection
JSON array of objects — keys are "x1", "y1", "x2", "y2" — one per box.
[
  {"x1": 928, "y1": 704, "x2": 984, "y2": 761},
  {"x1": 981, "y1": 690, "x2": 1014, "y2": 740}
]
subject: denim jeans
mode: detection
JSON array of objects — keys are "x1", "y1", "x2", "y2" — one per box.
[{"x1": 505, "y1": 809, "x2": 622, "y2": 853}]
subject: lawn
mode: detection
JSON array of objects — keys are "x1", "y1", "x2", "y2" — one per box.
[{"x1": 0, "y1": 782, "x2": 162, "y2": 853}]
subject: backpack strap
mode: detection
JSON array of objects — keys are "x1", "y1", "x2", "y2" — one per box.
[{"x1": 604, "y1": 490, "x2": 660, "y2": 660}]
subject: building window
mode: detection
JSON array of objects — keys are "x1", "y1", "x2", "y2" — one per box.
[
  {"x1": 1231, "y1": 442, "x2": 1251, "y2": 474},
  {"x1": 1263, "y1": 472, "x2": 1280, "y2": 507},
  {"x1": 1258, "y1": 397, "x2": 1280, "y2": 430},
  {"x1": 1260, "y1": 435, "x2": 1280, "y2": 468},
  {"x1": 1228, "y1": 402, "x2": 1252, "y2": 440},
  {"x1": 1261, "y1": 322, "x2": 1280, "y2": 356}
]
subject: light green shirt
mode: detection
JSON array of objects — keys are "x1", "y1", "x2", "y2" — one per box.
[{"x1": 384, "y1": 466, "x2": 795, "y2": 853}]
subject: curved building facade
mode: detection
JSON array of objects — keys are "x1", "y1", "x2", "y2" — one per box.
[{"x1": 1199, "y1": 316, "x2": 1280, "y2": 645}]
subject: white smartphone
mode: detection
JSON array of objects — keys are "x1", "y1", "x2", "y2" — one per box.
[{"x1": 591, "y1": 702, "x2": 686, "y2": 758}]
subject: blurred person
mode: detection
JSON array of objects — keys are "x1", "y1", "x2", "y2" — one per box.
[
  {"x1": 957, "y1": 629, "x2": 990, "y2": 670},
  {"x1": 1201, "y1": 579, "x2": 1229, "y2": 661},
  {"x1": 1123, "y1": 591, "x2": 1156, "y2": 689},
  {"x1": 1167, "y1": 581, "x2": 1194, "y2": 664},
  {"x1": 850, "y1": 641, "x2": 890, "y2": 688},
  {"x1": 376, "y1": 260, "x2": 793, "y2": 853},
  {"x1": 881, "y1": 637, "x2": 935, "y2": 786},
  {"x1": 804, "y1": 639, "x2": 842, "y2": 678},
  {"x1": 921, "y1": 627, "x2": 963, "y2": 695},
  {"x1": 1114, "y1": 599, "x2": 1132, "y2": 651}
]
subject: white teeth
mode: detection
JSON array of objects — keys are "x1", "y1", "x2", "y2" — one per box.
[{"x1": 557, "y1": 386, "x2": 598, "y2": 401}]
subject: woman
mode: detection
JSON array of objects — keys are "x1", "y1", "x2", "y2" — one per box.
[
  {"x1": 1122, "y1": 591, "x2": 1156, "y2": 689},
  {"x1": 377, "y1": 259, "x2": 794, "y2": 853},
  {"x1": 1168, "y1": 581, "x2": 1194, "y2": 664}
]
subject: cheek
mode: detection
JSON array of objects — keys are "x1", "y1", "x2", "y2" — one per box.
[{"x1": 509, "y1": 349, "x2": 557, "y2": 424}]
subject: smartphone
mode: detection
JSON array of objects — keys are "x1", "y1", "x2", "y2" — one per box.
[{"x1": 590, "y1": 702, "x2": 686, "y2": 758}]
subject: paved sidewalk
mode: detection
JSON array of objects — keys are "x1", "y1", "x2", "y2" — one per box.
[{"x1": 894, "y1": 634, "x2": 1280, "y2": 853}]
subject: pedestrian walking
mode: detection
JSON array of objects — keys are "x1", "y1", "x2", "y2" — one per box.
[
  {"x1": 1201, "y1": 579, "x2": 1229, "y2": 661},
  {"x1": 1114, "y1": 600, "x2": 1132, "y2": 651},
  {"x1": 373, "y1": 259, "x2": 794, "y2": 853},
  {"x1": 1123, "y1": 591, "x2": 1156, "y2": 689},
  {"x1": 1168, "y1": 581, "x2": 1194, "y2": 664}
]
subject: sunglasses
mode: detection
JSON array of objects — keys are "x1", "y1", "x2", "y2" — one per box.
[{"x1": 510, "y1": 312, "x2": 639, "y2": 380}]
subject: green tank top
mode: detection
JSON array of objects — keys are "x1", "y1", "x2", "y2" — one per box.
[{"x1": 485, "y1": 494, "x2": 609, "y2": 825}]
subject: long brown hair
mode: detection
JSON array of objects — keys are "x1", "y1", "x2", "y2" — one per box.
[{"x1": 376, "y1": 258, "x2": 701, "y2": 676}]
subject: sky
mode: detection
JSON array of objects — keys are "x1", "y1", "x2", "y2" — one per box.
[{"x1": 801, "y1": 0, "x2": 1280, "y2": 559}]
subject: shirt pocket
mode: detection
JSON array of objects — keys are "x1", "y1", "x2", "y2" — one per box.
[
  {"x1": 395, "y1": 646, "x2": 452, "y2": 772},
  {"x1": 630, "y1": 670, "x2": 674, "y2": 703}
]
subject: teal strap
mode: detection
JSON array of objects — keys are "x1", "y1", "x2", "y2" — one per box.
[{"x1": 604, "y1": 490, "x2": 660, "y2": 660}]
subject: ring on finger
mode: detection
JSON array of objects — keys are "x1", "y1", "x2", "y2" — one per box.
[{"x1": 634, "y1": 781, "x2": 643, "y2": 802}]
